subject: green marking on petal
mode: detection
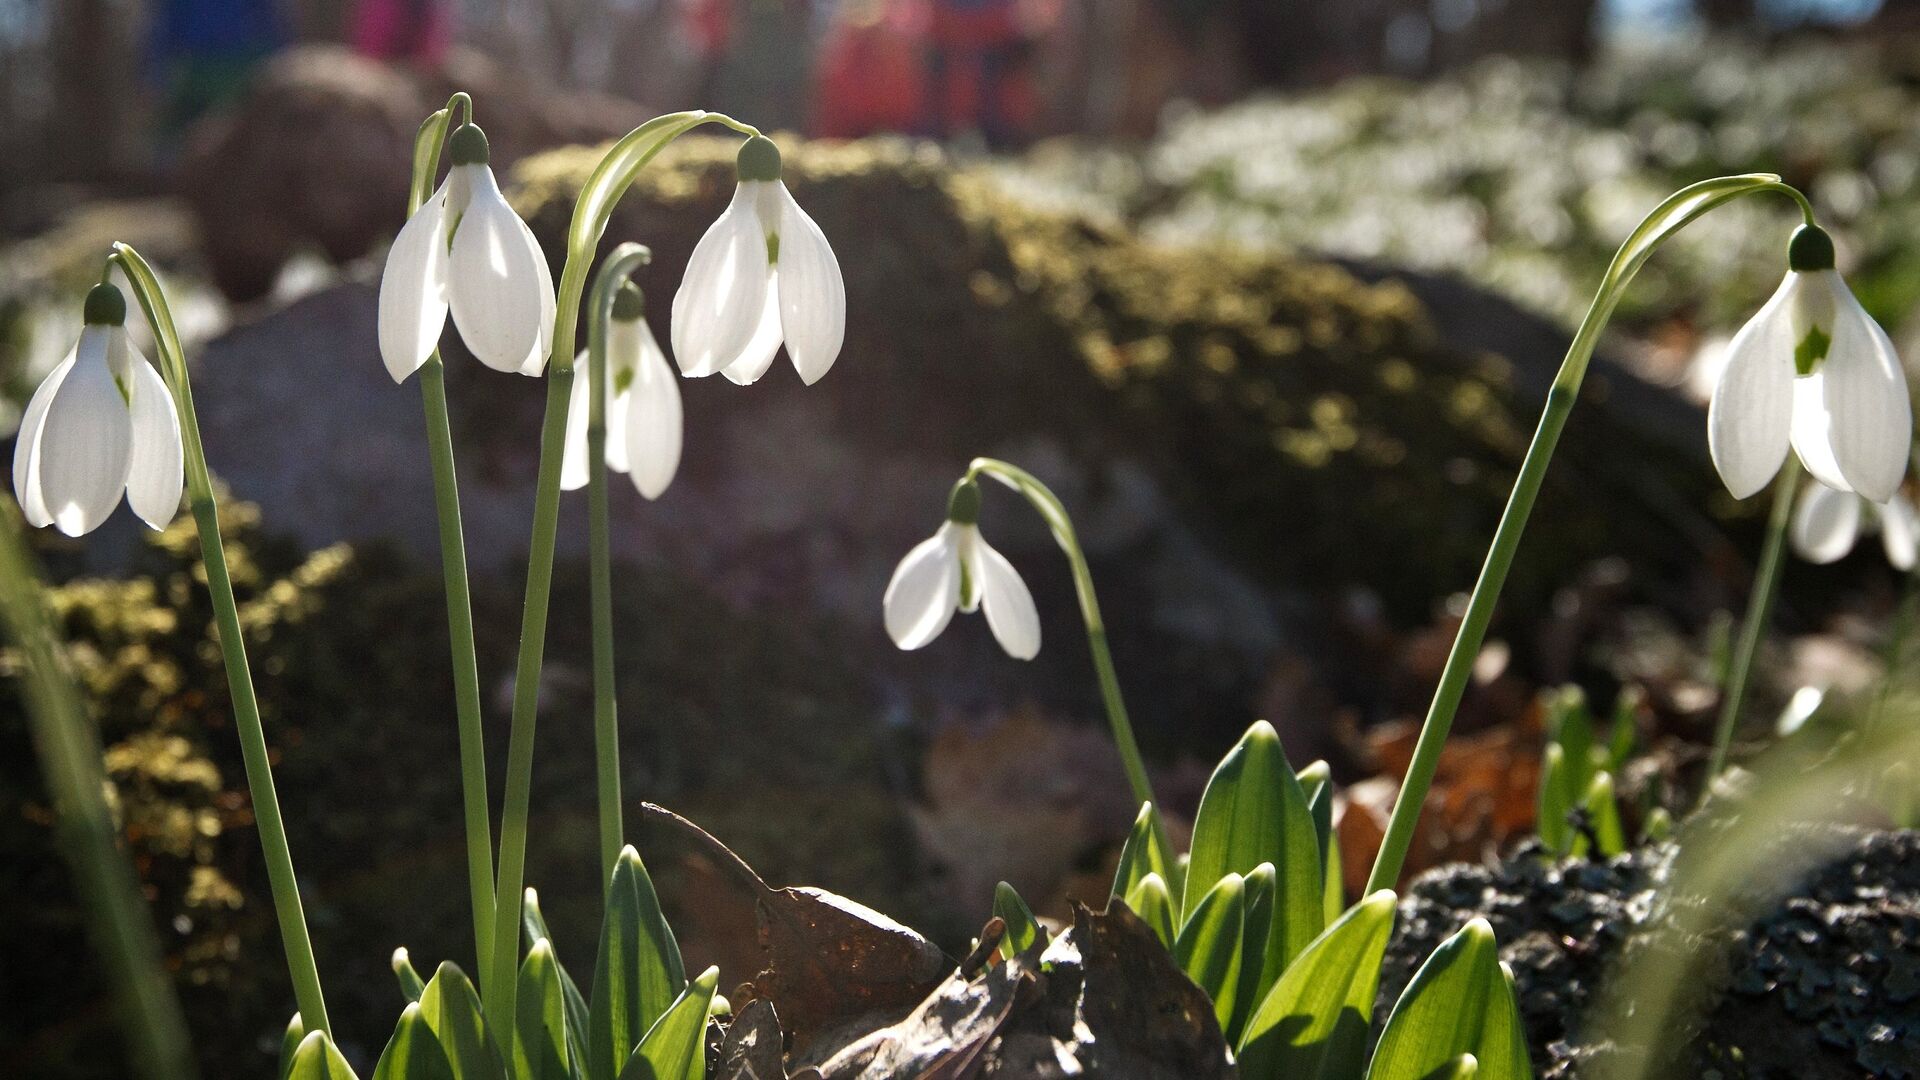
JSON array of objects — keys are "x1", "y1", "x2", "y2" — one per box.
[
  {"x1": 613, "y1": 369, "x2": 634, "y2": 396},
  {"x1": 766, "y1": 230, "x2": 780, "y2": 267},
  {"x1": 1794, "y1": 324, "x2": 1831, "y2": 376}
]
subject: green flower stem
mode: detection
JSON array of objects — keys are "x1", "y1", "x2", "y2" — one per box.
[
  {"x1": 966, "y1": 458, "x2": 1153, "y2": 805},
  {"x1": 965, "y1": 457, "x2": 1181, "y2": 886},
  {"x1": 586, "y1": 243, "x2": 653, "y2": 891},
  {"x1": 484, "y1": 111, "x2": 759, "y2": 1052},
  {"x1": 0, "y1": 507, "x2": 199, "y2": 1080},
  {"x1": 1706, "y1": 462, "x2": 1801, "y2": 781},
  {"x1": 111, "y1": 243, "x2": 333, "y2": 1037},
  {"x1": 407, "y1": 94, "x2": 496, "y2": 973},
  {"x1": 1362, "y1": 176, "x2": 1817, "y2": 896}
]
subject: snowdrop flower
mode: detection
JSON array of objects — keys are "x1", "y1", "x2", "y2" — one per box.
[
  {"x1": 670, "y1": 136, "x2": 845, "y2": 385},
  {"x1": 562, "y1": 283, "x2": 683, "y2": 499},
  {"x1": 1790, "y1": 480, "x2": 1917, "y2": 570},
  {"x1": 1709, "y1": 224, "x2": 1911, "y2": 502},
  {"x1": 883, "y1": 479, "x2": 1040, "y2": 659},
  {"x1": 379, "y1": 123, "x2": 557, "y2": 381},
  {"x1": 13, "y1": 284, "x2": 183, "y2": 536}
]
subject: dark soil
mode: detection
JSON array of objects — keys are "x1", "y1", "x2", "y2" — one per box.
[{"x1": 1381, "y1": 829, "x2": 1920, "y2": 1079}]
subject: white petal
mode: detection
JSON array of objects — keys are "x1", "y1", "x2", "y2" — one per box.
[
  {"x1": 624, "y1": 332, "x2": 682, "y2": 500},
  {"x1": 1881, "y1": 494, "x2": 1919, "y2": 571},
  {"x1": 560, "y1": 348, "x2": 593, "y2": 492},
  {"x1": 670, "y1": 183, "x2": 772, "y2": 377},
  {"x1": 1791, "y1": 375, "x2": 1852, "y2": 493},
  {"x1": 447, "y1": 165, "x2": 555, "y2": 374},
  {"x1": 718, "y1": 280, "x2": 784, "y2": 386},
  {"x1": 772, "y1": 183, "x2": 846, "y2": 384},
  {"x1": 1811, "y1": 278, "x2": 1911, "y2": 502},
  {"x1": 1790, "y1": 481, "x2": 1861, "y2": 565},
  {"x1": 15, "y1": 348, "x2": 75, "y2": 528},
  {"x1": 605, "y1": 320, "x2": 658, "y2": 476},
  {"x1": 1709, "y1": 276, "x2": 1796, "y2": 500},
  {"x1": 377, "y1": 177, "x2": 452, "y2": 383},
  {"x1": 883, "y1": 523, "x2": 962, "y2": 650},
  {"x1": 515, "y1": 230, "x2": 559, "y2": 377},
  {"x1": 967, "y1": 530, "x2": 1041, "y2": 660},
  {"x1": 123, "y1": 342, "x2": 183, "y2": 530},
  {"x1": 36, "y1": 326, "x2": 132, "y2": 537}
]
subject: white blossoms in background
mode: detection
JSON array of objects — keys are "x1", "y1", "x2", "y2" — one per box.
[
  {"x1": 1790, "y1": 480, "x2": 1917, "y2": 570},
  {"x1": 379, "y1": 122, "x2": 557, "y2": 381},
  {"x1": 1709, "y1": 224, "x2": 1911, "y2": 503},
  {"x1": 562, "y1": 283, "x2": 683, "y2": 500},
  {"x1": 883, "y1": 479, "x2": 1040, "y2": 660},
  {"x1": 671, "y1": 135, "x2": 845, "y2": 386},
  {"x1": 13, "y1": 284, "x2": 183, "y2": 537}
]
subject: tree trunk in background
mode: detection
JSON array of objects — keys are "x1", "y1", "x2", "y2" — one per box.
[
  {"x1": 50, "y1": 0, "x2": 140, "y2": 181},
  {"x1": 1696, "y1": 0, "x2": 1757, "y2": 28}
]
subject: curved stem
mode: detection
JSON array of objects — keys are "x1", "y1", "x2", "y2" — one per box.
[
  {"x1": 485, "y1": 111, "x2": 757, "y2": 1051},
  {"x1": 966, "y1": 457, "x2": 1153, "y2": 807},
  {"x1": 586, "y1": 243, "x2": 653, "y2": 892},
  {"x1": 111, "y1": 243, "x2": 332, "y2": 1037},
  {"x1": 1706, "y1": 463, "x2": 1801, "y2": 782},
  {"x1": 407, "y1": 96, "x2": 497, "y2": 974},
  {"x1": 1361, "y1": 176, "x2": 1814, "y2": 895}
]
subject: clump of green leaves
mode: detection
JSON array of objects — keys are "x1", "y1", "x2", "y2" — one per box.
[{"x1": 1536, "y1": 686, "x2": 1641, "y2": 859}]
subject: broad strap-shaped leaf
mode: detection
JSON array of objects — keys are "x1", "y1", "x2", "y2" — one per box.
[
  {"x1": 1229, "y1": 862, "x2": 1277, "y2": 1044},
  {"x1": 617, "y1": 966, "x2": 720, "y2": 1080},
  {"x1": 1112, "y1": 801, "x2": 1174, "y2": 901},
  {"x1": 1548, "y1": 687, "x2": 1595, "y2": 797},
  {"x1": 1367, "y1": 919, "x2": 1530, "y2": 1080},
  {"x1": 1238, "y1": 890, "x2": 1396, "y2": 1080},
  {"x1": 279, "y1": 1013, "x2": 306, "y2": 1080},
  {"x1": 1605, "y1": 686, "x2": 1641, "y2": 772},
  {"x1": 1322, "y1": 826, "x2": 1345, "y2": 924},
  {"x1": 525, "y1": 887, "x2": 593, "y2": 1071},
  {"x1": 419, "y1": 961, "x2": 507, "y2": 1080},
  {"x1": 1584, "y1": 773, "x2": 1626, "y2": 858},
  {"x1": 1186, "y1": 722, "x2": 1323, "y2": 981},
  {"x1": 372, "y1": 1002, "x2": 455, "y2": 1080},
  {"x1": 1431, "y1": 1054, "x2": 1479, "y2": 1080},
  {"x1": 1125, "y1": 872, "x2": 1177, "y2": 948},
  {"x1": 1299, "y1": 761, "x2": 1335, "y2": 896},
  {"x1": 590, "y1": 846, "x2": 687, "y2": 1080},
  {"x1": 393, "y1": 948, "x2": 428, "y2": 1003},
  {"x1": 1537, "y1": 744, "x2": 1572, "y2": 856},
  {"x1": 517, "y1": 940, "x2": 573, "y2": 1080},
  {"x1": 993, "y1": 882, "x2": 1047, "y2": 958},
  {"x1": 286, "y1": 1031, "x2": 361, "y2": 1080},
  {"x1": 1173, "y1": 872, "x2": 1244, "y2": 1031}
]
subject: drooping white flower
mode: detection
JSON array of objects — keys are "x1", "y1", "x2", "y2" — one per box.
[
  {"x1": 1790, "y1": 479, "x2": 1917, "y2": 570},
  {"x1": 562, "y1": 283, "x2": 683, "y2": 500},
  {"x1": 13, "y1": 284, "x2": 184, "y2": 537},
  {"x1": 883, "y1": 479, "x2": 1040, "y2": 659},
  {"x1": 379, "y1": 122, "x2": 557, "y2": 382},
  {"x1": 670, "y1": 135, "x2": 845, "y2": 386},
  {"x1": 1709, "y1": 224, "x2": 1911, "y2": 502}
]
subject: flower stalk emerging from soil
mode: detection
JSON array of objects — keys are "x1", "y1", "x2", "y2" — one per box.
[
  {"x1": 484, "y1": 107, "x2": 764, "y2": 1056},
  {"x1": 1706, "y1": 461, "x2": 1800, "y2": 784},
  {"x1": 1365, "y1": 175, "x2": 1821, "y2": 896},
  {"x1": 109, "y1": 243, "x2": 334, "y2": 1036},
  {"x1": 397, "y1": 90, "x2": 498, "y2": 983}
]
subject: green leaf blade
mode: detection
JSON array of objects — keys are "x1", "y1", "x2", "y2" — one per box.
[
  {"x1": 1238, "y1": 889, "x2": 1397, "y2": 1080},
  {"x1": 286, "y1": 1031, "x2": 361, "y2": 1080},
  {"x1": 1173, "y1": 872, "x2": 1245, "y2": 1031},
  {"x1": 372, "y1": 1002, "x2": 455, "y2": 1080},
  {"x1": 1186, "y1": 722, "x2": 1323, "y2": 975},
  {"x1": 517, "y1": 940, "x2": 573, "y2": 1080},
  {"x1": 419, "y1": 962, "x2": 507, "y2": 1080},
  {"x1": 1124, "y1": 873, "x2": 1178, "y2": 949},
  {"x1": 992, "y1": 882, "x2": 1047, "y2": 958},
  {"x1": 1368, "y1": 918, "x2": 1529, "y2": 1080},
  {"x1": 617, "y1": 966, "x2": 720, "y2": 1080},
  {"x1": 590, "y1": 846, "x2": 687, "y2": 1080}
]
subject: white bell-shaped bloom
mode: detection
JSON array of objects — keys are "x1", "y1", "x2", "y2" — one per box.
[
  {"x1": 670, "y1": 136, "x2": 845, "y2": 386},
  {"x1": 1709, "y1": 225, "x2": 1910, "y2": 503},
  {"x1": 883, "y1": 482, "x2": 1040, "y2": 659},
  {"x1": 1790, "y1": 480, "x2": 1918, "y2": 570},
  {"x1": 379, "y1": 123, "x2": 556, "y2": 382},
  {"x1": 562, "y1": 286, "x2": 683, "y2": 500},
  {"x1": 13, "y1": 284, "x2": 184, "y2": 537}
]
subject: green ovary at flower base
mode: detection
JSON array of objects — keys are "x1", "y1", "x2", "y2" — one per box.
[
  {"x1": 1363, "y1": 175, "x2": 1842, "y2": 896},
  {"x1": 7, "y1": 249, "x2": 335, "y2": 1037}
]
